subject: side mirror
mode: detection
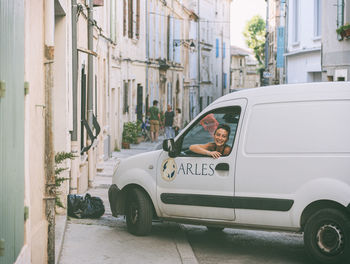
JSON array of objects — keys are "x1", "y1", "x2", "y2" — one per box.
[{"x1": 162, "y1": 139, "x2": 177, "y2": 157}]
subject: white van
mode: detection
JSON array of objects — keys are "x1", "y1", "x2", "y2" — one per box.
[{"x1": 109, "y1": 82, "x2": 350, "y2": 264}]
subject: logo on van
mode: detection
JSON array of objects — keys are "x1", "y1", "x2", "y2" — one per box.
[{"x1": 161, "y1": 158, "x2": 177, "y2": 181}]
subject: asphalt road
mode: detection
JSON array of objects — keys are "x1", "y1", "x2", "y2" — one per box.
[{"x1": 182, "y1": 224, "x2": 312, "y2": 264}]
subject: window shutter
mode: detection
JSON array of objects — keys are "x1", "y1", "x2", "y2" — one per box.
[
  {"x1": 174, "y1": 18, "x2": 181, "y2": 63},
  {"x1": 123, "y1": 0, "x2": 127, "y2": 36},
  {"x1": 337, "y1": 0, "x2": 344, "y2": 28},
  {"x1": 128, "y1": 0, "x2": 133, "y2": 38},
  {"x1": 223, "y1": 42, "x2": 225, "y2": 58},
  {"x1": 136, "y1": 0, "x2": 140, "y2": 39},
  {"x1": 169, "y1": 16, "x2": 174, "y2": 61},
  {"x1": 216, "y1": 38, "x2": 219, "y2": 58}
]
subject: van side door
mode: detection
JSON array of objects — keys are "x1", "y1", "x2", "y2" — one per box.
[{"x1": 156, "y1": 99, "x2": 247, "y2": 221}]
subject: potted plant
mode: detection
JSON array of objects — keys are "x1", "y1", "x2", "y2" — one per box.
[
  {"x1": 336, "y1": 23, "x2": 350, "y2": 39},
  {"x1": 122, "y1": 122, "x2": 138, "y2": 149}
]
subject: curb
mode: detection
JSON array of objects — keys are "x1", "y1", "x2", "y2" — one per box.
[
  {"x1": 55, "y1": 214, "x2": 68, "y2": 264},
  {"x1": 174, "y1": 224, "x2": 199, "y2": 264}
]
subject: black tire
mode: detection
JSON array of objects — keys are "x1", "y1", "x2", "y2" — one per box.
[
  {"x1": 125, "y1": 188, "x2": 153, "y2": 236},
  {"x1": 304, "y1": 208, "x2": 350, "y2": 264},
  {"x1": 206, "y1": 226, "x2": 225, "y2": 232}
]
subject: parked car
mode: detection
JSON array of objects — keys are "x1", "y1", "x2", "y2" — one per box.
[{"x1": 109, "y1": 82, "x2": 350, "y2": 264}]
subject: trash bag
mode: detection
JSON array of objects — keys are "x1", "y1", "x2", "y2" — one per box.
[{"x1": 67, "y1": 193, "x2": 105, "y2": 219}]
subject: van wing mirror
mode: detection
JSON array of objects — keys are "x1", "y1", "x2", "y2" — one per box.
[{"x1": 162, "y1": 139, "x2": 177, "y2": 157}]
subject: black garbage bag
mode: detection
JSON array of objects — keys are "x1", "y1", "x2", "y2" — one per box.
[{"x1": 67, "y1": 193, "x2": 105, "y2": 219}]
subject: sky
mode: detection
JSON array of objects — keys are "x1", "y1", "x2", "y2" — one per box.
[{"x1": 230, "y1": 0, "x2": 267, "y2": 50}]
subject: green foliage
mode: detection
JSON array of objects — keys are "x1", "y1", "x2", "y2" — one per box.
[
  {"x1": 243, "y1": 15, "x2": 266, "y2": 66},
  {"x1": 122, "y1": 121, "x2": 140, "y2": 144},
  {"x1": 55, "y1": 152, "x2": 76, "y2": 208},
  {"x1": 336, "y1": 23, "x2": 350, "y2": 35}
]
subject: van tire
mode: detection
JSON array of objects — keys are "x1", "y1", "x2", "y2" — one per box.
[
  {"x1": 125, "y1": 188, "x2": 152, "y2": 236},
  {"x1": 304, "y1": 208, "x2": 350, "y2": 264}
]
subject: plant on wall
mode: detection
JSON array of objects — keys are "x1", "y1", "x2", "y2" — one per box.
[
  {"x1": 55, "y1": 152, "x2": 76, "y2": 208},
  {"x1": 336, "y1": 23, "x2": 350, "y2": 39}
]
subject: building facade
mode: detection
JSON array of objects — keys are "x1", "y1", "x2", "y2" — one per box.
[
  {"x1": 321, "y1": 0, "x2": 350, "y2": 81},
  {"x1": 230, "y1": 46, "x2": 260, "y2": 90},
  {"x1": 285, "y1": 0, "x2": 322, "y2": 83}
]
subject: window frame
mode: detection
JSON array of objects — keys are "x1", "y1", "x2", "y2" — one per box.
[{"x1": 175, "y1": 106, "x2": 242, "y2": 158}]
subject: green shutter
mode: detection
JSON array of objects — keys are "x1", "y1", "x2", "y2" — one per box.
[{"x1": 0, "y1": 0, "x2": 25, "y2": 263}]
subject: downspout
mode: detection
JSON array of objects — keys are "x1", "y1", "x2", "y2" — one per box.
[
  {"x1": 70, "y1": 0, "x2": 79, "y2": 194},
  {"x1": 87, "y1": 0, "x2": 94, "y2": 185},
  {"x1": 197, "y1": 0, "x2": 201, "y2": 113},
  {"x1": 284, "y1": 0, "x2": 289, "y2": 84},
  {"x1": 146, "y1": 0, "x2": 149, "y2": 109},
  {"x1": 264, "y1": 0, "x2": 269, "y2": 86},
  {"x1": 44, "y1": 0, "x2": 55, "y2": 263}
]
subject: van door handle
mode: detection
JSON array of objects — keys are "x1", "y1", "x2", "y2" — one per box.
[{"x1": 215, "y1": 163, "x2": 229, "y2": 171}]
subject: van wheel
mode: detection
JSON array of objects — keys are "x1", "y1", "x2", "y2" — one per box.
[
  {"x1": 125, "y1": 188, "x2": 152, "y2": 236},
  {"x1": 304, "y1": 208, "x2": 350, "y2": 264},
  {"x1": 206, "y1": 226, "x2": 224, "y2": 232}
]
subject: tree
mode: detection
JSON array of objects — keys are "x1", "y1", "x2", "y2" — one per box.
[{"x1": 243, "y1": 15, "x2": 266, "y2": 66}]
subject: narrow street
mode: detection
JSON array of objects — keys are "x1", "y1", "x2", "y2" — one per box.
[
  {"x1": 58, "y1": 138, "x2": 310, "y2": 264},
  {"x1": 58, "y1": 139, "x2": 197, "y2": 264}
]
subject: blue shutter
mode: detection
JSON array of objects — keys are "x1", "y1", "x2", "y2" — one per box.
[
  {"x1": 223, "y1": 42, "x2": 225, "y2": 58},
  {"x1": 277, "y1": 26, "x2": 285, "y2": 68},
  {"x1": 216, "y1": 38, "x2": 219, "y2": 57}
]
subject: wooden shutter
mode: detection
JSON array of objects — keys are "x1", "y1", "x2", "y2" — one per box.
[
  {"x1": 123, "y1": 0, "x2": 127, "y2": 36},
  {"x1": 136, "y1": 0, "x2": 140, "y2": 39},
  {"x1": 0, "y1": 0, "x2": 25, "y2": 263}
]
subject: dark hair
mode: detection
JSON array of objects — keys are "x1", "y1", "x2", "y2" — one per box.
[
  {"x1": 214, "y1": 124, "x2": 230, "y2": 137},
  {"x1": 153, "y1": 100, "x2": 158, "y2": 106},
  {"x1": 176, "y1": 108, "x2": 181, "y2": 113}
]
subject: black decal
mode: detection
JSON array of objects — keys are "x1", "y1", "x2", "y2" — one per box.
[
  {"x1": 208, "y1": 164, "x2": 215, "y2": 176},
  {"x1": 202, "y1": 163, "x2": 208, "y2": 176},
  {"x1": 160, "y1": 193, "x2": 294, "y2": 212},
  {"x1": 178, "y1": 163, "x2": 186, "y2": 174},
  {"x1": 187, "y1": 163, "x2": 194, "y2": 175},
  {"x1": 163, "y1": 161, "x2": 168, "y2": 170},
  {"x1": 170, "y1": 171, "x2": 175, "y2": 178},
  {"x1": 195, "y1": 163, "x2": 201, "y2": 175}
]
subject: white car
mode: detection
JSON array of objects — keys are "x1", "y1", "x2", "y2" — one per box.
[{"x1": 109, "y1": 82, "x2": 350, "y2": 264}]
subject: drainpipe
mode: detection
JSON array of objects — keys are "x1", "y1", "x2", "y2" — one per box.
[
  {"x1": 197, "y1": 0, "x2": 201, "y2": 113},
  {"x1": 146, "y1": 0, "x2": 149, "y2": 109},
  {"x1": 70, "y1": 0, "x2": 79, "y2": 194},
  {"x1": 87, "y1": 0, "x2": 94, "y2": 185},
  {"x1": 44, "y1": 0, "x2": 55, "y2": 263},
  {"x1": 264, "y1": 0, "x2": 269, "y2": 86}
]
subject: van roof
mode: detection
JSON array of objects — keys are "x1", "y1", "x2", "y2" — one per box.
[{"x1": 215, "y1": 82, "x2": 350, "y2": 104}]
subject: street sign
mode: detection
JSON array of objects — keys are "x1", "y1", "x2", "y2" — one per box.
[{"x1": 263, "y1": 72, "x2": 272, "y2": 78}]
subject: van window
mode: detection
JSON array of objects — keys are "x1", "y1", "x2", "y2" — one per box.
[
  {"x1": 178, "y1": 106, "x2": 241, "y2": 156},
  {"x1": 245, "y1": 100, "x2": 350, "y2": 154}
]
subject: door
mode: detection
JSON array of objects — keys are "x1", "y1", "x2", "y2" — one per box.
[
  {"x1": 136, "y1": 84, "x2": 143, "y2": 121},
  {"x1": 156, "y1": 100, "x2": 246, "y2": 221},
  {"x1": 0, "y1": 0, "x2": 25, "y2": 263}
]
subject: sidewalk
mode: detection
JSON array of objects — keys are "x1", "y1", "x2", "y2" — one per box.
[{"x1": 56, "y1": 137, "x2": 198, "y2": 264}]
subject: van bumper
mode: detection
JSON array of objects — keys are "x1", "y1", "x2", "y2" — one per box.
[{"x1": 108, "y1": 184, "x2": 126, "y2": 217}]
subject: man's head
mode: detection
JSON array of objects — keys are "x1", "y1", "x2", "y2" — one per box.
[
  {"x1": 153, "y1": 100, "x2": 158, "y2": 106},
  {"x1": 167, "y1": 105, "x2": 172, "y2": 111}
]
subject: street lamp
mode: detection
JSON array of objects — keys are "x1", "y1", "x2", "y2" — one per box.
[{"x1": 173, "y1": 39, "x2": 196, "y2": 52}]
